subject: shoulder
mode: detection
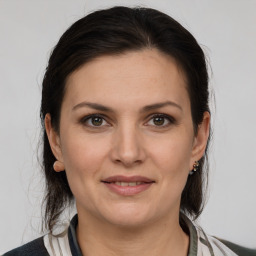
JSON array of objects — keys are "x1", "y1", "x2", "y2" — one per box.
[
  {"x1": 3, "y1": 236, "x2": 49, "y2": 256},
  {"x1": 199, "y1": 229, "x2": 256, "y2": 256},
  {"x1": 214, "y1": 237, "x2": 256, "y2": 256},
  {"x1": 189, "y1": 218, "x2": 256, "y2": 256}
]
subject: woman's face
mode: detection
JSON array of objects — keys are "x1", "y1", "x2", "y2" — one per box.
[{"x1": 47, "y1": 49, "x2": 209, "y2": 227}]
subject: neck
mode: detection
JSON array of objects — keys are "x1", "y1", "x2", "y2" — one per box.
[{"x1": 76, "y1": 210, "x2": 189, "y2": 256}]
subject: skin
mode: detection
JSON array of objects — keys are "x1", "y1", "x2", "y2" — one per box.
[{"x1": 45, "y1": 49, "x2": 210, "y2": 256}]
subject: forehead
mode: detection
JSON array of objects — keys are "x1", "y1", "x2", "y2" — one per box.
[{"x1": 64, "y1": 49, "x2": 189, "y2": 111}]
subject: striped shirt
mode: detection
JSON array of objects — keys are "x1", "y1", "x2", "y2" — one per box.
[{"x1": 3, "y1": 214, "x2": 255, "y2": 256}]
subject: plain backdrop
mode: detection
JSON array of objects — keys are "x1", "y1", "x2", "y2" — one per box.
[{"x1": 0, "y1": 0, "x2": 255, "y2": 253}]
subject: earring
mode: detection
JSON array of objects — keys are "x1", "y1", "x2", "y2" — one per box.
[
  {"x1": 189, "y1": 160, "x2": 199, "y2": 175},
  {"x1": 53, "y1": 160, "x2": 65, "y2": 172}
]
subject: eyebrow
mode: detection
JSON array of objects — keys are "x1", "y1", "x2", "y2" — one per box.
[
  {"x1": 72, "y1": 102, "x2": 115, "y2": 112},
  {"x1": 72, "y1": 100, "x2": 182, "y2": 112},
  {"x1": 141, "y1": 101, "x2": 182, "y2": 112}
]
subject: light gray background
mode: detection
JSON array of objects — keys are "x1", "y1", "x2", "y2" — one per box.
[{"x1": 0, "y1": 0, "x2": 255, "y2": 253}]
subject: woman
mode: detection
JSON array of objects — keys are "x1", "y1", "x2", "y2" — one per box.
[{"x1": 4, "y1": 6, "x2": 255, "y2": 256}]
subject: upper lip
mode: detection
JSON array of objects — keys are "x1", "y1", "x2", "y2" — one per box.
[{"x1": 102, "y1": 175, "x2": 155, "y2": 183}]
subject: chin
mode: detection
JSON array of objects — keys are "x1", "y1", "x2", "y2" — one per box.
[
  {"x1": 101, "y1": 203, "x2": 156, "y2": 228},
  {"x1": 107, "y1": 215, "x2": 150, "y2": 228}
]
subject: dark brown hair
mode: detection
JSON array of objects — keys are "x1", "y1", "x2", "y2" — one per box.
[{"x1": 40, "y1": 6, "x2": 210, "y2": 232}]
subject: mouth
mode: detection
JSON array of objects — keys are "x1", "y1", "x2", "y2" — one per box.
[
  {"x1": 101, "y1": 175, "x2": 155, "y2": 196},
  {"x1": 102, "y1": 181, "x2": 151, "y2": 186}
]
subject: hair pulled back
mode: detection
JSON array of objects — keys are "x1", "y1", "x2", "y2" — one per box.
[{"x1": 40, "y1": 6, "x2": 210, "y2": 232}]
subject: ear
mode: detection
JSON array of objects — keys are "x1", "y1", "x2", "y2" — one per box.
[
  {"x1": 44, "y1": 113, "x2": 64, "y2": 168},
  {"x1": 190, "y1": 111, "x2": 210, "y2": 168}
]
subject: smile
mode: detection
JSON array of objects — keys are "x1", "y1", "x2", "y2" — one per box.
[
  {"x1": 101, "y1": 176, "x2": 155, "y2": 196},
  {"x1": 108, "y1": 181, "x2": 145, "y2": 186}
]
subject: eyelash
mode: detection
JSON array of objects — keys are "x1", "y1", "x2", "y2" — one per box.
[
  {"x1": 146, "y1": 114, "x2": 175, "y2": 127},
  {"x1": 80, "y1": 114, "x2": 109, "y2": 128},
  {"x1": 80, "y1": 113, "x2": 176, "y2": 129}
]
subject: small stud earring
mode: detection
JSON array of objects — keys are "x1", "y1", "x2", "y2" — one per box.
[
  {"x1": 189, "y1": 160, "x2": 199, "y2": 175},
  {"x1": 53, "y1": 160, "x2": 65, "y2": 172}
]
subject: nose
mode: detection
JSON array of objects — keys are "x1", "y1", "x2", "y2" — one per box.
[{"x1": 110, "y1": 124, "x2": 146, "y2": 167}]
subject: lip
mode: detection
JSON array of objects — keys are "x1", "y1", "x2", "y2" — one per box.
[
  {"x1": 102, "y1": 175, "x2": 154, "y2": 183},
  {"x1": 101, "y1": 175, "x2": 155, "y2": 196}
]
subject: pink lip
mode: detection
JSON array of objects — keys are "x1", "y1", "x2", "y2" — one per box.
[
  {"x1": 101, "y1": 175, "x2": 155, "y2": 196},
  {"x1": 102, "y1": 175, "x2": 154, "y2": 183}
]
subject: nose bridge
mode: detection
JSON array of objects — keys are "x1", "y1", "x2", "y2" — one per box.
[{"x1": 111, "y1": 120, "x2": 145, "y2": 166}]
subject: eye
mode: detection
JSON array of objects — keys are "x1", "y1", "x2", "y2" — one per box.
[
  {"x1": 81, "y1": 114, "x2": 109, "y2": 127},
  {"x1": 147, "y1": 114, "x2": 175, "y2": 127}
]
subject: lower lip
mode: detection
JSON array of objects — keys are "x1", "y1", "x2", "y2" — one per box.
[{"x1": 103, "y1": 182, "x2": 153, "y2": 196}]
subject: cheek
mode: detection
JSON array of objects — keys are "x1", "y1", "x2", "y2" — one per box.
[
  {"x1": 149, "y1": 131, "x2": 193, "y2": 175},
  {"x1": 59, "y1": 132, "x2": 110, "y2": 208},
  {"x1": 148, "y1": 134, "x2": 193, "y2": 208},
  {"x1": 60, "y1": 131, "x2": 109, "y2": 179}
]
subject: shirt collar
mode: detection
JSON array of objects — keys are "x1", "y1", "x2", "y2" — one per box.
[
  {"x1": 68, "y1": 214, "x2": 199, "y2": 256},
  {"x1": 68, "y1": 214, "x2": 83, "y2": 256}
]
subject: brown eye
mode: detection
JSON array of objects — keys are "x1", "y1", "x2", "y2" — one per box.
[
  {"x1": 81, "y1": 114, "x2": 108, "y2": 127},
  {"x1": 153, "y1": 116, "x2": 165, "y2": 126},
  {"x1": 146, "y1": 114, "x2": 175, "y2": 128},
  {"x1": 91, "y1": 117, "x2": 103, "y2": 126}
]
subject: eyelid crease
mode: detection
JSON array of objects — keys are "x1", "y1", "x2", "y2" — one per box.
[{"x1": 146, "y1": 113, "x2": 175, "y2": 120}]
